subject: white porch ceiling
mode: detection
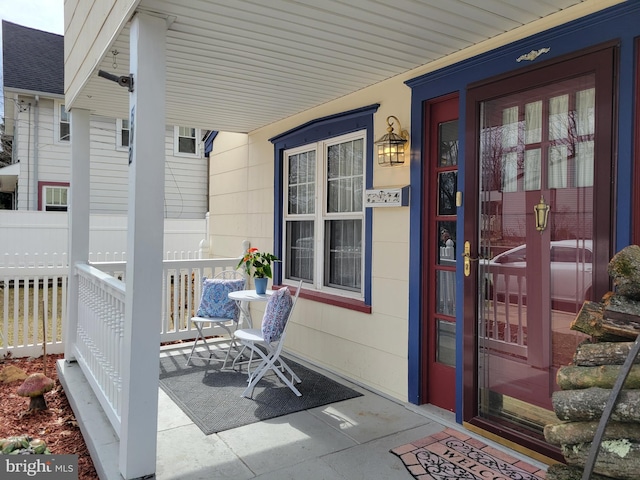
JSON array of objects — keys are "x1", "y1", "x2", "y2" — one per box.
[{"x1": 68, "y1": 0, "x2": 606, "y2": 133}]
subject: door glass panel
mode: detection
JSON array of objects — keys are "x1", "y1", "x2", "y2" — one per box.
[
  {"x1": 436, "y1": 320, "x2": 456, "y2": 367},
  {"x1": 477, "y1": 74, "x2": 595, "y2": 437},
  {"x1": 524, "y1": 149, "x2": 541, "y2": 190},
  {"x1": 438, "y1": 120, "x2": 459, "y2": 166},
  {"x1": 437, "y1": 220, "x2": 456, "y2": 266},
  {"x1": 436, "y1": 270, "x2": 455, "y2": 316},
  {"x1": 438, "y1": 172, "x2": 457, "y2": 215}
]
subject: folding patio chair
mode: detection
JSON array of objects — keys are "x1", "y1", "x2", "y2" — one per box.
[
  {"x1": 186, "y1": 269, "x2": 246, "y2": 366},
  {"x1": 232, "y1": 280, "x2": 303, "y2": 397}
]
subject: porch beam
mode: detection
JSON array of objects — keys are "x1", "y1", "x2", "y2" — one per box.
[
  {"x1": 119, "y1": 12, "x2": 167, "y2": 479},
  {"x1": 65, "y1": 108, "x2": 91, "y2": 361}
]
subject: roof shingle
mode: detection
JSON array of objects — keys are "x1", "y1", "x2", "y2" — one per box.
[{"x1": 2, "y1": 20, "x2": 63, "y2": 95}]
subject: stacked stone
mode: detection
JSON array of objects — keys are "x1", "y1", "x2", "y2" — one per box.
[{"x1": 544, "y1": 245, "x2": 640, "y2": 480}]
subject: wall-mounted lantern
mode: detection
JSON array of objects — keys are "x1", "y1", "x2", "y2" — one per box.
[{"x1": 375, "y1": 115, "x2": 409, "y2": 166}]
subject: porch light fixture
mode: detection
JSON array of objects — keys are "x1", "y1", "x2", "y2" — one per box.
[
  {"x1": 375, "y1": 115, "x2": 409, "y2": 166},
  {"x1": 534, "y1": 195, "x2": 550, "y2": 233}
]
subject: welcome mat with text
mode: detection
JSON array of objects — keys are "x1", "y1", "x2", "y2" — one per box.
[{"x1": 391, "y1": 428, "x2": 546, "y2": 480}]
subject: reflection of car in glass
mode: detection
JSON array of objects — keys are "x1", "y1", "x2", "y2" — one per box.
[{"x1": 486, "y1": 239, "x2": 592, "y2": 304}]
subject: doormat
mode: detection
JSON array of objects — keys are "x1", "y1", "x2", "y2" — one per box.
[
  {"x1": 390, "y1": 427, "x2": 546, "y2": 480},
  {"x1": 159, "y1": 351, "x2": 362, "y2": 435}
]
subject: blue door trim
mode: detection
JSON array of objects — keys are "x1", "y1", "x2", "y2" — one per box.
[{"x1": 405, "y1": 1, "x2": 639, "y2": 422}]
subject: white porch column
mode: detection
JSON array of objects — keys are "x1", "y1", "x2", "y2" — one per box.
[
  {"x1": 119, "y1": 12, "x2": 166, "y2": 479},
  {"x1": 65, "y1": 108, "x2": 91, "y2": 361}
]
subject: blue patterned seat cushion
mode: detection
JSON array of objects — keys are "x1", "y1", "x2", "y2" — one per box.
[
  {"x1": 196, "y1": 278, "x2": 245, "y2": 320},
  {"x1": 261, "y1": 288, "x2": 293, "y2": 344}
]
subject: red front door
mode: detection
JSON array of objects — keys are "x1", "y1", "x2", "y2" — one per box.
[{"x1": 424, "y1": 94, "x2": 459, "y2": 411}]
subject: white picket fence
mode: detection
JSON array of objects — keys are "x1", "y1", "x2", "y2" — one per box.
[
  {"x1": 0, "y1": 262, "x2": 68, "y2": 358},
  {"x1": 0, "y1": 255, "x2": 244, "y2": 358},
  {"x1": 0, "y1": 211, "x2": 212, "y2": 357}
]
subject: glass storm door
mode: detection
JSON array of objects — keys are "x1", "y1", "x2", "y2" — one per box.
[
  {"x1": 424, "y1": 95, "x2": 458, "y2": 411},
  {"x1": 465, "y1": 46, "x2": 614, "y2": 447}
]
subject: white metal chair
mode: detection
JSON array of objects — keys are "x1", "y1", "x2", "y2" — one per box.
[
  {"x1": 232, "y1": 280, "x2": 303, "y2": 397},
  {"x1": 186, "y1": 270, "x2": 246, "y2": 366}
]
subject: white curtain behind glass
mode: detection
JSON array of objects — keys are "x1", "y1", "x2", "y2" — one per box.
[
  {"x1": 576, "y1": 88, "x2": 595, "y2": 187},
  {"x1": 525, "y1": 101, "x2": 542, "y2": 190},
  {"x1": 548, "y1": 95, "x2": 569, "y2": 188},
  {"x1": 502, "y1": 106, "x2": 518, "y2": 192}
]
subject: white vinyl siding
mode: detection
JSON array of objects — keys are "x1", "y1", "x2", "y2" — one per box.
[
  {"x1": 16, "y1": 98, "x2": 70, "y2": 210},
  {"x1": 13, "y1": 96, "x2": 207, "y2": 218}
]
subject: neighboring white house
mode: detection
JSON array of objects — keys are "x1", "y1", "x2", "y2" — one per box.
[{"x1": 1, "y1": 21, "x2": 208, "y2": 218}]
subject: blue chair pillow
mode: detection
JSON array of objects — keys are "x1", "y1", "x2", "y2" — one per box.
[
  {"x1": 261, "y1": 288, "x2": 293, "y2": 344},
  {"x1": 196, "y1": 277, "x2": 245, "y2": 320}
]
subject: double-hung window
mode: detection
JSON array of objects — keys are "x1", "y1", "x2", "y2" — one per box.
[
  {"x1": 55, "y1": 102, "x2": 70, "y2": 143},
  {"x1": 174, "y1": 126, "x2": 199, "y2": 156},
  {"x1": 116, "y1": 118, "x2": 130, "y2": 149},
  {"x1": 283, "y1": 131, "x2": 365, "y2": 295}
]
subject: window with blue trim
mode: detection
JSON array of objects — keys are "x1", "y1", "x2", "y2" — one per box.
[
  {"x1": 272, "y1": 104, "x2": 377, "y2": 305},
  {"x1": 284, "y1": 131, "x2": 365, "y2": 295}
]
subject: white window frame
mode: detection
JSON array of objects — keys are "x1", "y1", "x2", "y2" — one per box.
[
  {"x1": 282, "y1": 130, "x2": 366, "y2": 298},
  {"x1": 41, "y1": 184, "x2": 69, "y2": 211},
  {"x1": 54, "y1": 101, "x2": 70, "y2": 144},
  {"x1": 173, "y1": 126, "x2": 200, "y2": 157},
  {"x1": 116, "y1": 118, "x2": 130, "y2": 150}
]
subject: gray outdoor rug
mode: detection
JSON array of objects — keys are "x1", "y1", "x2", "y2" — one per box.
[{"x1": 158, "y1": 351, "x2": 363, "y2": 435}]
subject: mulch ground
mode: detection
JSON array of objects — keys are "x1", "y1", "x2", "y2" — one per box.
[{"x1": 0, "y1": 352, "x2": 98, "y2": 479}]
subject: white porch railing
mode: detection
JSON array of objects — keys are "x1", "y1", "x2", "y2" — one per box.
[
  {"x1": 482, "y1": 267, "x2": 527, "y2": 359},
  {"x1": 73, "y1": 257, "x2": 243, "y2": 435},
  {"x1": 74, "y1": 263, "x2": 126, "y2": 431}
]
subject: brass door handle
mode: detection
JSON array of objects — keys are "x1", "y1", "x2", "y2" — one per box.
[
  {"x1": 463, "y1": 241, "x2": 481, "y2": 277},
  {"x1": 534, "y1": 195, "x2": 550, "y2": 233}
]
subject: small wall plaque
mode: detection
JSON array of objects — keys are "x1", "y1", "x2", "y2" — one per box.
[{"x1": 365, "y1": 186, "x2": 410, "y2": 207}]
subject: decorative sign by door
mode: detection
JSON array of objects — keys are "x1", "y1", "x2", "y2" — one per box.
[{"x1": 365, "y1": 186, "x2": 410, "y2": 207}]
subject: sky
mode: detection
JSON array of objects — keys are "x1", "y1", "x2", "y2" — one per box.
[
  {"x1": 0, "y1": 0, "x2": 64, "y2": 35},
  {"x1": 1, "y1": 0, "x2": 64, "y2": 115}
]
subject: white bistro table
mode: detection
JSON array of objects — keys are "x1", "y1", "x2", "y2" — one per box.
[{"x1": 228, "y1": 289, "x2": 274, "y2": 328}]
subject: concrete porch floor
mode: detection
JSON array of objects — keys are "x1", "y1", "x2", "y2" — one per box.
[{"x1": 57, "y1": 342, "x2": 550, "y2": 479}]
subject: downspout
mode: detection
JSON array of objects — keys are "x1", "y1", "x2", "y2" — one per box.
[
  {"x1": 26, "y1": 103, "x2": 31, "y2": 210},
  {"x1": 33, "y1": 95, "x2": 39, "y2": 210},
  {"x1": 11, "y1": 94, "x2": 18, "y2": 164},
  {"x1": 11, "y1": 94, "x2": 19, "y2": 209}
]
